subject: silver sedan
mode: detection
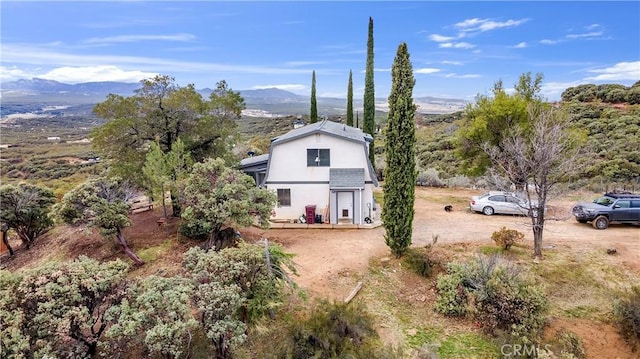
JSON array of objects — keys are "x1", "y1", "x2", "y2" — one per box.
[{"x1": 470, "y1": 192, "x2": 537, "y2": 216}]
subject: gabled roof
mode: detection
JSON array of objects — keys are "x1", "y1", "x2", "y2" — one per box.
[{"x1": 271, "y1": 119, "x2": 373, "y2": 145}]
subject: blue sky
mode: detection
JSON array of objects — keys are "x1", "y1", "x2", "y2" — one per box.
[{"x1": 1, "y1": 1, "x2": 639, "y2": 101}]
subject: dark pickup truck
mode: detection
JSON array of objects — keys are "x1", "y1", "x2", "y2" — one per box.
[{"x1": 572, "y1": 193, "x2": 640, "y2": 229}]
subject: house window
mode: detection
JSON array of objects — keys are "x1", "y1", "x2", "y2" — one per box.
[
  {"x1": 277, "y1": 189, "x2": 291, "y2": 207},
  {"x1": 307, "y1": 149, "x2": 330, "y2": 166}
]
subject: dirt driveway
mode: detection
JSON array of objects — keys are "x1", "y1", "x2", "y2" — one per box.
[{"x1": 244, "y1": 187, "x2": 640, "y2": 300}]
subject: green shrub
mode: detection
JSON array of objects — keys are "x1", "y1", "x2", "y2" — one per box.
[
  {"x1": 275, "y1": 300, "x2": 398, "y2": 358},
  {"x1": 491, "y1": 227, "x2": 525, "y2": 250},
  {"x1": 613, "y1": 286, "x2": 640, "y2": 350},
  {"x1": 404, "y1": 247, "x2": 435, "y2": 278},
  {"x1": 435, "y1": 256, "x2": 548, "y2": 341}
]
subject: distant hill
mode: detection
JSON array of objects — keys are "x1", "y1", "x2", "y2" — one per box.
[{"x1": 1, "y1": 79, "x2": 467, "y2": 115}]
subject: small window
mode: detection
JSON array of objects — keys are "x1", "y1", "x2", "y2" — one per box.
[
  {"x1": 615, "y1": 200, "x2": 631, "y2": 208},
  {"x1": 631, "y1": 200, "x2": 640, "y2": 208},
  {"x1": 277, "y1": 189, "x2": 291, "y2": 207},
  {"x1": 489, "y1": 195, "x2": 506, "y2": 202},
  {"x1": 307, "y1": 148, "x2": 330, "y2": 166}
]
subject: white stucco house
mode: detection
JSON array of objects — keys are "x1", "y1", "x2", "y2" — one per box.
[{"x1": 239, "y1": 119, "x2": 378, "y2": 225}]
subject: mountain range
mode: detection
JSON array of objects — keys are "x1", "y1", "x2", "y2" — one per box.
[{"x1": 1, "y1": 78, "x2": 468, "y2": 116}]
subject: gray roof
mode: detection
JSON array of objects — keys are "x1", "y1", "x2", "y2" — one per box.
[
  {"x1": 330, "y1": 168, "x2": 365, "y2": 189},
  {"x1": 239, "y1": 153, "x2": 269, "y2": 168},
  {"x1": 272, "y1": 120, "x2": 373, "y2": 145}
]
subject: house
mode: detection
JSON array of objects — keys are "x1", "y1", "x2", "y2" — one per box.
[{"x1": 239, "y1": 119, "x2": 378, "y2": 225}]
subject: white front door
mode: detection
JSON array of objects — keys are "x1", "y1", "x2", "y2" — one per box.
[{"x1": 337, "y1": 191, "x2": 353, "y2": 223}]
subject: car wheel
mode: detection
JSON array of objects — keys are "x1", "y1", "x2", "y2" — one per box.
[
  {"x1": 592, "y1": 215, "x2": 609, "y2": 230},
  {"x1": 482, "y1": 206, "x2": 494, "y2": 216}
]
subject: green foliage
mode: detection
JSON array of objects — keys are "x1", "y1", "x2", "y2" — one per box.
[
  {"x1": 310, "y1": 71, "x2": 318, "y2": 123},
  {"x1": 613, "y1": 286, "x2": 640, "y2": 350},
  {"x1": 383, "y1": 42, "x2": 416, "y2": 258},
  {"x1": 91, "y1": 75, "x2": 243, "y2": 188},
  {"x1": 562, "y1": 82, "x2": 638, "y2": 104},
  {"x1": 179, "y1": 158, "x2": 277, "y2": 242},
  {"x1": 143, "y1": 139, "x2": 193, "y2": 217},
  {"x1": 0, "y1": 182, "x2": 56, "y2": 247},
  {"x1": 456, "y1": 81, "x2": 531, "y2": 177},
  {"x1": 347, "y1": 70, "x2": 354, "y2": 127},
  {"x1": 103, "y1": 276, "x2": 198, "y2": 358},
  {"x1": 184, "y1": 244, "x2": 291, "y2": 358},
  {"x1": 0, "y1": 257, "x2": 129, "y2": 358},
  {"x1": 435, "y1": 256, "x2": 548, "y2": 342},
  {"x1": 364, "y1": 17, "x2": 376, "y2": 167},
  {"x1": 547, "y1": 330, "x2": 586, "y2": 359},
  {"x1": 275, "y1": 300, "x2": 396, "y2": 359},
  {"x1": 491, "y1": 227, "x2": 525, "y2": 250},
  {"x1": 55, "y1": 177, "x2": 144, "y2": 265},
  {"x1": 404, "y1": 247, "x2": 435, "y2": 277}
]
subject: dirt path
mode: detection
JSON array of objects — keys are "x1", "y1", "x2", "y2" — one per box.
[{"x1": 245, "y1": 187, "x2": 639, "y2": 300}]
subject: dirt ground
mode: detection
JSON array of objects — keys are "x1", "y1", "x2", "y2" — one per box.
[
  {"x1": 2, "y1": 186, "x2": 638, "y2": 358},
  {"x1": 243, "y1": 187, "x2": 639, "y2": 358},
  {"x1": 244, "y1": 187, "x2": 639, "y2": 300}
]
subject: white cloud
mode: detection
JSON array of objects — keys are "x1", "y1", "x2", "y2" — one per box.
[
  {"x1": 374, "y1": 68, "x2": 391, "y2": 72},
  {"x1": 442, "y1": 60, "x2": 463, "y2": 65},
  {"x1": 439, "y1": 42, "x2": 475, "y2": 49},
  {"x1": 565, "y1": 31, "x2": 604, "y2": 39},
  {"x1": 514, "y1": 42, "x2": 528, "y2": 48},
  {"x1": 252, "y1": 84, "x2": 306, "y2": 91},
  {"x1": 429, "y1": 34, "x2": 455, "y2": 42},
  {"x1": 586, "y1": 23, "x2": 602, "y2": 31},
  {"x1": 539, "y1": 39, "x2": 560, "y2": 45},
  {"x1": 585, "y1": 61, "x2": 640, "y2": 81},
  {"x1": 444, "y1": 73, "x2": 481, "y2": 79},
  {"x1": 1, "y1": 44, "x2": 313, "y2": 76},
  {"x1": 83, "y1": 33, "x2": 196, "y2": 45},
  {"x1": 415, "y1": 68, "x2": 440, "y2": 74},
  {"x1": 39, "y1": 66, "x2": 157, "y2": 83},
  {"x1": 0, "y1": 66, "x2": 37, "y2": 82},
  {"x1": 454, "y1": 18, "x2": 529, "y2": 33},
  {"x1": 285, "y1": 61, "x2": 323, "y2": 66}
]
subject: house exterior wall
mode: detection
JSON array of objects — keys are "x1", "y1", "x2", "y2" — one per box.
[{"x1": 265, "y1": 132, "x2": 376, "y2": 224}]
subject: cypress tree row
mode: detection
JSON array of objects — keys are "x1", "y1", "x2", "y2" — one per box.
[
  {"x1": 347, "y1": 70, "x2": 354, "y2": 126},
  {"x1": 383, "y1": 42, "x2": 417, "y2": 258},
  {"x1": 363, "y1": 17, "x2": 376, "y2": 167},
  {"x1": 310, "y1": 70, "x2": 318, "y2": 123}
]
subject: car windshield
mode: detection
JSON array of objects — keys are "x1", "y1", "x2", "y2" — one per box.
[{"x1": 593, "y1": 196, "x2": 615, "y2": 206}]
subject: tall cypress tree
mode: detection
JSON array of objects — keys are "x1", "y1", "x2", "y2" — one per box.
[
  {"x1": 383, "y1": 42, "x2": 416, "y2": 258},
  {"x1": 310, "y1": 70, "x2": 318, "y2": 123},
  {"x1": 363, "y1": 17, "x2": 375, "y2": 167},
  {"x1": 346, "y1": 70, "x2": 354, "y2": 126}
]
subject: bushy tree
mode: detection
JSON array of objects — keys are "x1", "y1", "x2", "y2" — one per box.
[
  {"x1": 92, "y1": 75, "x2": 244, "y2": 216},
  {"x1": 383, "y1": 43, "x2": 416, "y2": 258},
  {"x1": 456, "y1": 74, "x2": 537, "y2": 178},
  {"x1": 0, "y1": 257, "x2": 129, "y2": 358},
  {"x1": 179, "y1": 158, "x2": 276, "y2": 249},
  {"x1": 56, "y1": 177, "x2": 144, "y2": 265},
  {"x1": 0, "y1": 182, "x2": 56, "y2": 251},
  {"x1": 310, "y1": 71, "x2": 318, "y2": 123},
  {"x1": 363, "y1": 17, "x2": 376, "y2": 167},
  {"x1": 184, "y1": 244, "x2": 289, "y2": 358},
  {"x1": 347, "y1": 70, "x2": 354, "y2": 126},
  {"x1": 103, "y1": 276, "x2": 198, "y2": 358}
]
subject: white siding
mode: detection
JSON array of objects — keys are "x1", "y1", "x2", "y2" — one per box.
[{"x1": 266, "y1": 132, "x2": 377, "y2": 224}]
